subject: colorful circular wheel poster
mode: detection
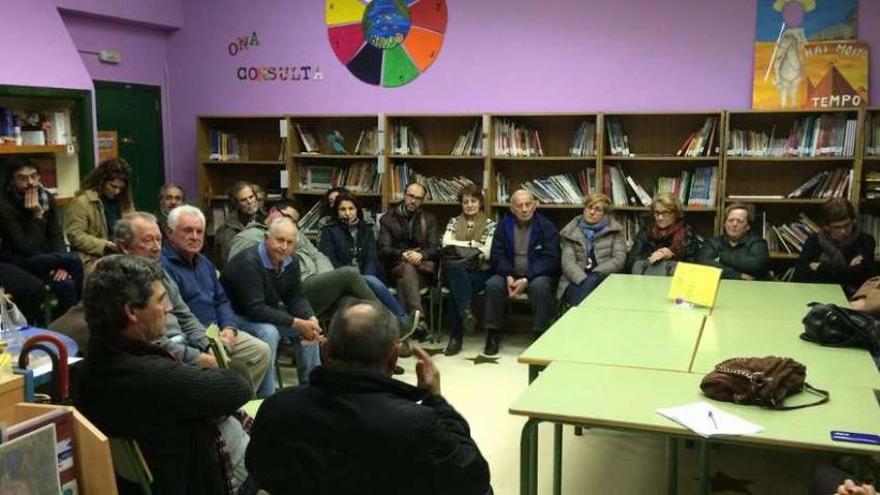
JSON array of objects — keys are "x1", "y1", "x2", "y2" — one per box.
[{"x1": 326, "y1": 0, "x2": 448, "y2": 87}]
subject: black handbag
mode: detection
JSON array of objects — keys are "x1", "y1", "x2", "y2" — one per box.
[
  {"x1": 441, "y1": 245, "x2": 482, "y2": 270},
  {"x1": 801, "y1": 302, "x2": 880, "y2": 355}
]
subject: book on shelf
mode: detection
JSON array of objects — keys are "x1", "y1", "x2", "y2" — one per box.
[
  {"x1": 354, "y1": 126, "x2": 379, "y2": 155},
  {"x1": 867, "y1": 114, "x2": 880, "y2": 157},
  {"x1": 278, "y1": 137, "x2": 287, "y2": 161},
  {"x1": 863, "y1": 171, "x2": 880, "y2": 200},
  {"x1": 787, "y1": 167, "x2": 851, "y2": 199},
  {"x1": 676, "y1": 116, "x2": 718, "y2": 157},
  {"x1": 451, "y1": 120, "x2": 483, "y2": 156},
  {"x1": 604, "y1": 117, "x2": 631, "y2": 157},
  {"x1": 298, "y1": 201, "x2": 323, "y2": 236},
  {"x1": 294, "y1": 124, "x2": 321, "y2": 154},
  {"x1": 859, "y1": 215, "x2": 880, "y2": 256},
  {"x1": 604, "y1": 166, "x2": 716, "y2": 208},
  {"x1": 493, "y1": 119, "x2": 543, "y2": 157},
  {"x1": 604, "y1": 165, "x2": 650, "y2": 207},
  {"x1": 297, "y1": 162, "x2": 382, "y2": 193},
  {"x1": 390, "y1": 163, "x2": 477, "y2": 202},
  {"x1": 622, "y1": 214, "x2": 646, "y2": 251},
  {"x1": 763, "y1": 212, "x2": 818, "y2": 255},
  {"x1": 728, "y1": 113, "x2": 857, "y2": 157},
  {"x1": 391, "y1": 123, "x2": 424, "y2": 155},
  {"x1": 208, "y1": 130, "x2": 249, "y2": 161},
  {"x1": 569, "y1": 120, "x2": 596, "y2": 157},
  {"x1": 495, "y1": 169, "x2": 595, "y2": 205}
]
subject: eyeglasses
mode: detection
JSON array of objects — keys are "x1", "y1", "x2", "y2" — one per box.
[
  {"x1": 586, "y1": 205, "x2": 605, "y2": 213},
  {"x1": 654, "y1": 209, "x2": 675, "y2": 217}
]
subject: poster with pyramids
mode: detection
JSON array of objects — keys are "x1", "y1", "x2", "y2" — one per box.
[{"x1": 752, "y1": 0, "x2": 868, "y2": 109}]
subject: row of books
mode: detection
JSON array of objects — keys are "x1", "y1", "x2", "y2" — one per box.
[
  {"x1": 867, "y1": 114, "x2": 880, "y2": 156},
  {"x1": 605, "y1": 117, "x2": 631, "y2": 157},
  {"x1": 451, "y1": 121, "x2": 484, "y2": 156},
  {"x1": 569, "y1": 120, "x2": 597, "y2": 157},
  {"x1": 863, "y1": 171, "x2": 880, "y2": 200},
  {"x1": 603, "y1": 165, "x2": 717, "y2": 207},
  {"x1": 0, "y1": 108, "x2": 72, "y2": 146},
  {"x1": 727, "y1": 113, "x2": 858, "y2": 157},
  {"x1": 294, "y1": 124, "x2": 321, "y2": 153},
  {"x1": 761, "y1": 212, "x2": 819, "y2": 255},
  {"x1": 354, "y1": 127, "x2": 380, "y2": 155},
  {"x1": 493, "y1": 119, "x2": 543, "y2": 157},
  {"x1": 296, "y1": 162, "x2": 381, "y2": 193},
  {"x1": 391, "y1": 123, "x2": 425, "y2": 155},
  {"x1": 676, "y1": 117, "x2": 719, "y2": 157},
  {"x1": 494, "y1": 169, "x2": 596, "y2": 204},
  {"x1": 787, "y1": 167, "x2": 852, "y2": 199},
  {"x1": 208, "y1": 130, "x2": 248, "y2": 161}
]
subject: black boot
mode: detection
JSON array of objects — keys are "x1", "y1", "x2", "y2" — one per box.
[
  {"x1": 444, "y1": 335, "x2": 462, "y2": 356},
  {"x1": 461, "y1": 309, "x2": 477, "y2": 334},
  {"x1": 484, "y1": 328, "x2": 500, "y2": 356}
]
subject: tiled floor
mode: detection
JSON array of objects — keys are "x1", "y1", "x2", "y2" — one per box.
[{"x1": 279, "y1": 332, "x2": 827, "y2": 494}]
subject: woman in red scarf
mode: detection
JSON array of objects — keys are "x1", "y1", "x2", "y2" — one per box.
[{"x1": 628, "y1": 193, "x2": 701, "y2": 276}]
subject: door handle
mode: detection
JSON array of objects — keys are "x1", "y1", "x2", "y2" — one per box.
[{"x1": 121, "y1": 137, "x2": 136, "y2": 145}]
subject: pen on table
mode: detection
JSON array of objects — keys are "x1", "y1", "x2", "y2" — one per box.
[{"x1": 708, "y1": 410, "x2": 718, "y2": 430}]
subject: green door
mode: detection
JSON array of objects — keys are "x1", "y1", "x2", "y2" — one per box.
[{"x1": 94, "y1": 81, "x2": 164, "y2": 213}]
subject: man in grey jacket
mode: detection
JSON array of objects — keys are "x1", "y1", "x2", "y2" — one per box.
[
  {"x1": 226, "y1": 200, "x2": 378, "y2": 319},
  {"x1": 114, "y1": 211, "x2": 270, "y2": 394}
]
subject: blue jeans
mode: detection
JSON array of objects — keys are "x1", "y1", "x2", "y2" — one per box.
[
  {"x1": 363, "y1": 274, "x2": 407, "y2": 318},
  {"x1": 234, "y1": 315, "x2": 321, "y2": 398},
  {"x1": 563, "y1": 272, "x2": 607, "y2": 307},
  {"x1": 443, "y1": 263, "x2": 492, "y2": 337}
]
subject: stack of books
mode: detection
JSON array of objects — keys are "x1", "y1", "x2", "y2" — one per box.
[
  {"x1": 787, "y1": 167, "x2": 852, "y2": 199},
  {"x1": 209, "y1": 130, "x2": 248, "y2": 161},
  {"x1": 451, "y1": 121, "x2": 483, "y2": 156},
  {"x1": 495, "y1": 169, "x2": 595, "y2": 205},
  {"x1": 354, "y1": 127, "x2": 379, "y2": 155},
  {"x1": 391, "y1": 123, "x2": 424, "y2": 155},
  {"x1": 763, "y1": 212, "x2": 819, "y2": 255},
  {"x1": 390, "y1": 163, "x2": 476, "y2": 201},
  {"x1": 727, "y1": 113, "x2": 858, "y2": 157},
  {"x1": 297, "y1": 162, "x2": 381, "y2": 193},
  {"x1": 569, "y1": 120, "x2": 597, "y2": 157},
  {"x1": 863, "y1": 171, "x2": 880, "y2": 200},
  {"x1": 676, "y1": 117, "x2": 719, "y2": 156},
  {"x1": 605, "y1": 117, "x2": 631, "y2": 157},
  {"x1": 493, "y1": 119, "x2": 543, "y2": 157},
  {"x1": 294, "y1": 124, "x2": 321, "y2": 154}
]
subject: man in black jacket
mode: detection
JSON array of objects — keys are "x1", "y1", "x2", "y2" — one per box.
[
  {"x1": 378, "y1": 182, "x2": 439, "y2": 352},
  {"x1": 246, "y1": 299, "x2": 492, "y2": 495},
  {"x1": 77, "y1": 255, "x2": 252, "y2": 495},
  {"x1": 0, "y1": 158, "x2": 83, "y2": 316}
]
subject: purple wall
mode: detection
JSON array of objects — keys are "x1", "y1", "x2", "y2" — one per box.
[
  {"x1": 0, "y1": 0, "x2": 93, "y2": 90},
  {"x1": 55, "y1": 0, "x2": 184, "y2": 29},
  {"x1": 161, "y1": 0, "x2": 879, "y2": 194}
]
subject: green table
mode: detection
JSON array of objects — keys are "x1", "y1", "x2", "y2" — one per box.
[
  {"x1": 519, "y1": 306, "x2": 705, "y2": 379},
  {"x1": 711, "y1": 279, "x2": 848, "y2": 320},
  {"x1": 511, "y1": 361, "x2": 880, "y2": 495},
  {"x1": 577, "y1": 273, "x2": 711, "y2": 315},
  {"x1": 692, "y1": 315, "x2": 880, "y2": 389}
]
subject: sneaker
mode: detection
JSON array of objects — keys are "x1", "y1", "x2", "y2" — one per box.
[
  {"x1": 397, "y1": 310, "x2": 420, "y2": 343},
  {"x1": 461, "y1": 309, "x2": 477, "y2": 334},
  {"x1": 399, "y1": 338, "x2": 413, "y2": 358}
]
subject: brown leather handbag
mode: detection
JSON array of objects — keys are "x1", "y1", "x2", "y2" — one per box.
[{"x1": 700, "y1": 356, "x2": 829, "y2": 410}]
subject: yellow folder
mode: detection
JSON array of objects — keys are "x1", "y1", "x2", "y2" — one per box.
[{"x1": 667, "y1": 262, "x2": 722, "y2": 308}]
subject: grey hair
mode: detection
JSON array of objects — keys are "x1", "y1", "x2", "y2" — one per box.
[
  {"x1": 84, "y1": 255, "x2": 164, "y2": 338},
  {"x1": 327, "y1": 300, "x2": 399, "y2": 369},
  {"x1": 267, "y1": 217, "x2": 297, "y2": 236},
  {"x1": 510, "y1": 188, "x2": 534, "y2": 203},
  {"x1": 167, "y1": 205, "x2": 205, "y2": 231},
  {"x1": 114, "y1": 211, "x2": 159, "y2": 247},
  {"x1": 158, "y1": 183, "x2": 186, "y2": 200}
]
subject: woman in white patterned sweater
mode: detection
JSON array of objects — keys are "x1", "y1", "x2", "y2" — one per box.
[{"x1": 440, "y1": 184, "x2": 496, "y2": 356}]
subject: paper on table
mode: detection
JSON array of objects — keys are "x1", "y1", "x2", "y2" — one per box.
[{"x1": 656, "y1": 401, "x2": 763, "y2": 437}]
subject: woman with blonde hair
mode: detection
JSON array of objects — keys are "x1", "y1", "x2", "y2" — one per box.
[
  {"x1": 558, "y1": 192, "x2": 625, "y2": 306},
  {"x1": 628, "y1": 193, "x2": 700, "y2": 276},
  {"x1": 64, "y1": 158, "x2": 134, "y2": 265}
]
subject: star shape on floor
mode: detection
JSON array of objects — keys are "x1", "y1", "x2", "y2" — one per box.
[
  {"x1": 701, "y1": 470, "x2": 754, "y2": 494},
  {"x1": 465, "y1": 354, "x2": 500, "y2": 365}
]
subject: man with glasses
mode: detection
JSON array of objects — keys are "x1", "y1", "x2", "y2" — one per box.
[
  {"x1": 0, "y1": 158, "x2": 84, "y2": 318},
  {"x1": 794, "y1": 198, "x2": 877, "y2": 297},
  {"x1": 483, "y1": 189, "x2": 560, "y2": 355},
  {"x1": 379, "y1": 182, "x2": 439, "y2": 355},
  {"x1": 216, "y1": 181, "x2": 263, "y2": 262}
]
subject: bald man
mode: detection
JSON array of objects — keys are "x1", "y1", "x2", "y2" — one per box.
[{"x1": 484, "y1": 189, "x2": 561, "y2": 355}]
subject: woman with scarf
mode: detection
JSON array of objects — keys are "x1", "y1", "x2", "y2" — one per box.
[
  {"x1": 695, "y1": 202, "x2": 769, "y2": 280},
  {"x1": 440, "y1": 184, "x2": 496, "y2": 356},
  {"x1": 628, "y1": 193, "x2": 700, "y2": 276},
  {"x1": 558, "y1": 192, "x2": 626, "y2": 306},
  {"x1": 794, "y1": 199, "x2": 876, "y2": 297}
]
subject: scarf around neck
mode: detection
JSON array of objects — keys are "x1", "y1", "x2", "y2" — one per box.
[
  {"x1": 453, "y1": 213, "x2": 488, "y2": 243},
  {"x1": 650, "y1": 220, "x2": 687, "y2": 258},
  {"x1": 578, "y1": 217, "x2": 609, "y2": 254}
]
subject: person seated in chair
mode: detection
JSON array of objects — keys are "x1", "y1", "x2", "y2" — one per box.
[
  {"x1": 77, "y1": 255, "x2": 252, "y2": 495},
  {"x1": 695, "y1": 203, "x2": 769, "y2": 280},
  {"x1": 627, "y1": 193, "x2": 701, "y2": 276},
  {"x1": 794, "y1": 198, "x2": 877, "y2": 297},
  {"x1": 245, "y1": 300, "x2": 492, "y2": 495},
  {"x1": 0, "y1": 158, "x2": 84, "y2": 316},
  {"x1": 378, "y1": 182, "x2": 438, "y2": 355},
  {"x1": 558, "y1": 192, "x2": 625, "y2": 307},
  {"x1": 484, "y1": 189, "x2": 560, "y2": 355},
  {"x1": 156, "y1": 183, "x2": 186, "y2": 235},
  {"x1": 215, "y1": 181, "x2": 263, "y2": 262}
]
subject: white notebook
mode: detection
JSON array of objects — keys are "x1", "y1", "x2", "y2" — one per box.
[{"x1": 656, "y1": 401, "x2": 764, "y2": 438}]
